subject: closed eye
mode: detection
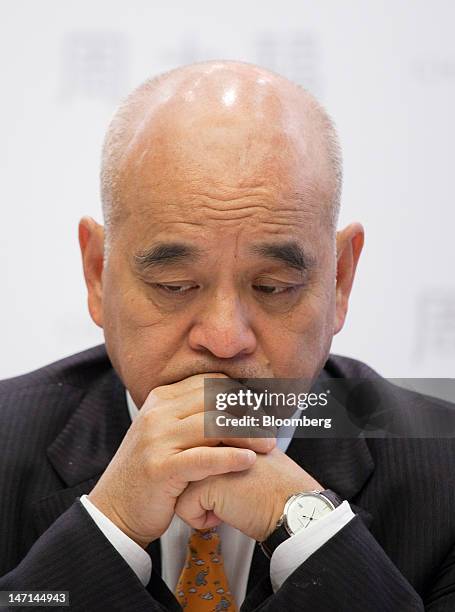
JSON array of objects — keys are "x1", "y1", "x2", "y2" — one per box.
[
  {"x1": 153, "y1": 283, "x2": 198, "y2": 294},
  {"x1": 252, "y1": 285, "x2": 298, "y2": 295},
  {"x1": 151, "y1": 283, "x2": 301, "y2": 297}
]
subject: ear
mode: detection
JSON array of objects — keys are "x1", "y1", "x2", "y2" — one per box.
[
  {"x1": 333, "y1": 222, "x2": 364, "y2": 335},
  {"x1": 78, "y1": 216, "x2": 105, "y2": 328}
]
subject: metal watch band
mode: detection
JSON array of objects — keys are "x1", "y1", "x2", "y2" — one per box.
[{"x1": 259, "y1": 489, "x2": 343, "y2": 559}]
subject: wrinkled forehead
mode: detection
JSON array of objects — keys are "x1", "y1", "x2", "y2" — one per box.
[{"x1": 112, "y1": 68, "x2": 334, "y2": 231}]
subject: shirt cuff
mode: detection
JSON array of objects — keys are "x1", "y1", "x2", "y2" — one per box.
[
  {"x1": 79, "y1": 494, "x2": 152, "y2": 587},
  {"x1": 269, "y1": 500, "x2": 355, "y2": 592}
]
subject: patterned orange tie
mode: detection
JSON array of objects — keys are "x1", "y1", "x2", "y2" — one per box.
[{"x1": 174, "y1": 527, "x2": 237, "y2": 611}]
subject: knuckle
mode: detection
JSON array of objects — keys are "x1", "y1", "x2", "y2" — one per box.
[
  {"x1": 145, "y1": 456, "x2": 162, "y2": 479},
  {"x1": 144, "y1": 386, "x2": 171, "y2": 408},
  {"x1": 140, "y1": 403, "x2": 166, "y2": 430},
  {"x1": 194, "y1": 447, "x2": 211, "y2": 470},
  {"x1": 146, "y1": 389, "x2": 163, "y2": 406}
]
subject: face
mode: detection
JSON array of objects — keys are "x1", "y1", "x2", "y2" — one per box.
[{"x1": 80, "y1": 94, "x2": 363, "y2": 408}]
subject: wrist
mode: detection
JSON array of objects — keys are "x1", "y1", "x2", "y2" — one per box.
[
  {"x1": 260, "y1": 488, "x2": 343, "y2": 558},
  {"x1": 87, "y1": 491, "x2": 153, "y2": 549},
  {"x1": 261, "y1": 485, "x2": 303, "y2": 542},
  {"x1": 262, "y1": 493, "x2": 289, "y2": 541},
  {"x1": 262, "y1": 476, "x2": 324, "y2": 541}
]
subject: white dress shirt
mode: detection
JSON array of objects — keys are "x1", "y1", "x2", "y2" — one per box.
[{"x1": 80, "y1": 390, "x2": 354, "y2": 605}]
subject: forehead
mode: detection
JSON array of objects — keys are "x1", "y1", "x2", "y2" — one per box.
[
  {"x1": 123, "y1": 142, "x2": 330, "y2": 234},
  {"x1": 122, "y1": 176, "x2": 326, "y2": 252},
  {"x1": 114, "y1": 87, "x2": 334, "y2": 236}
]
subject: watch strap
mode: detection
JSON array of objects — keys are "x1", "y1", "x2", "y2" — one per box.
[
  {"x1": 259, "y1": 489, "x2": 343, "y2": 559},
  {"x1": 319, "y1": 489, "x2": 343, "y2": 509},
  {"x1": 259, "y1": 522, "x2": 289, "y2": 559}
]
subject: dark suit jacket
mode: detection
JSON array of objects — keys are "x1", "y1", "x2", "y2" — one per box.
[{"x1": 0, "y1": 345, "x2": 454, "y2": 611}]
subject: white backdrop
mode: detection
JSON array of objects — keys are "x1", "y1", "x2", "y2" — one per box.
[{"x1": 1, "y1": 0, "x2": 454, "y2": 379}]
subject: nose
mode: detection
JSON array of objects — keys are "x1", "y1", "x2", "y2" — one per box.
[{"x1": 188, "y1": 290, "x2": 257, "y2": 359}]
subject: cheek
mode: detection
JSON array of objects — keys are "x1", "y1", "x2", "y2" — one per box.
[
  {"x1": 101, "y1": 271, "x2": 185, "y2": 399},
  {"x1": 103, "y1": 264, "x2": 172, "y2": 333},
  {"x1": 106, "y1": 287, "x2": 183, "y2": 359},
  {"x1": 261, "y1": 284, "x2": 336, "y2": 377},
  {"x1": 276, "y1": 282, "x2": 335, "y2": 336}
]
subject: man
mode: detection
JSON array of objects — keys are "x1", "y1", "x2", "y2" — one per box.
[{"x1": 0, "y1": 60, "x2": 454, "y2": 611}]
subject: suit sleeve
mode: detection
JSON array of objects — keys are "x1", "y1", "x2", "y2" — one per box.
[
  {"x1": 79, "y1": 494, "x2": 152, "y2": 586},
  {"x1": 241, "y1": 515, "x2": 455, "y2": 612},
  {"x1": 0, "y1": 500, "x2": 180, "y2": 612}
]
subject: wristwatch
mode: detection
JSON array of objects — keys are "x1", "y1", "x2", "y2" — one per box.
[{"x1": 260, "y1": 489, "x2": 343, "y2": 558}]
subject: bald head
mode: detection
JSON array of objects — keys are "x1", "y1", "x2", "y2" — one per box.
[{"x1": 100, "y1": 60, "x2": 342, "y2": 249}]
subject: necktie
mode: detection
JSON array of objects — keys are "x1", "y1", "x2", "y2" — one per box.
[{"x1": 174, "y1": 527, "x2": 237, "y2": 611}]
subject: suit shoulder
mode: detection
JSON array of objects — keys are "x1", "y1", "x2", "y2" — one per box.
[
  {"x1": 324, "y1": 353, "x2": 383, "y2": 379},
  {"x1": 325, "y1": 352, "x2": 455, "y2": 410},
  {"x1": 0, "y1": 344, "x2": 112, "y2": 396},
  {"x1": 0, "y1": 344, "x2": 115, "y2": 449},
  {"x1": 325, "y1": 354, "x2": 455, "y2": 469}
]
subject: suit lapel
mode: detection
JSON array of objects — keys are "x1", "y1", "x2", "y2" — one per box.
[{"x1": 33, "y1": 368, "x2": 131, "y2": 535}]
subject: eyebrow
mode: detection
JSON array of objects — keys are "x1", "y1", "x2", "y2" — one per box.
[
  {"x1": 133, "y1": 242, "x2": 202, "y2": 270},
  {"x1": 133, "y1": 240, "x2": 313, "y2": 273},
  {"x1": 249, "y1": 241, "x2": 313, "y2": 272}
]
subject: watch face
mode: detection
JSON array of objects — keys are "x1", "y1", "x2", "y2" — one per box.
[{"x1": 285, "y1": 493, "x2": 334, "y2": 534}]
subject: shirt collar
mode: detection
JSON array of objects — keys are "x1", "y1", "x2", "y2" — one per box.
[{"x1": 126, "y1": 389, "x2": 139, "y2": 422}]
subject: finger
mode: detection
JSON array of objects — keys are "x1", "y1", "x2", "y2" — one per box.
[
  {"x1": 203, "y1": 409, "x2": 277, "y2": 444},
  {"x1": 175, "y1": 481, "x2": 214, "y2": 530},
  {"x1": 168, "y1": 446, "x2": 256, "y2": 484},
  {"x1": 141, "y1": 385, "x2": 205, "y2": 420},
  {"x1": 153, "y1": 372, "x2": 231, "y2": 398},
  {"x1": 144, "y1": 374, "x2": 253, "y2": 423},
  {"x1": 204, "y1": 510, "x2": 222, "y2": 528},
  {"x1": 173, "y1": 376, "x2": 248, "y2": 418},
  {"x1": 171, "y1": 411, "x2": 276, "y2": 454},
  {"x1": 179, "y1": 379, "x2": 267, "y2": 421}
]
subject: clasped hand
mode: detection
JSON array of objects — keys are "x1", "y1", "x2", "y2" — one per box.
[{"x1": 88, "y1": 374, "x2": 322, "y2": 547}]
